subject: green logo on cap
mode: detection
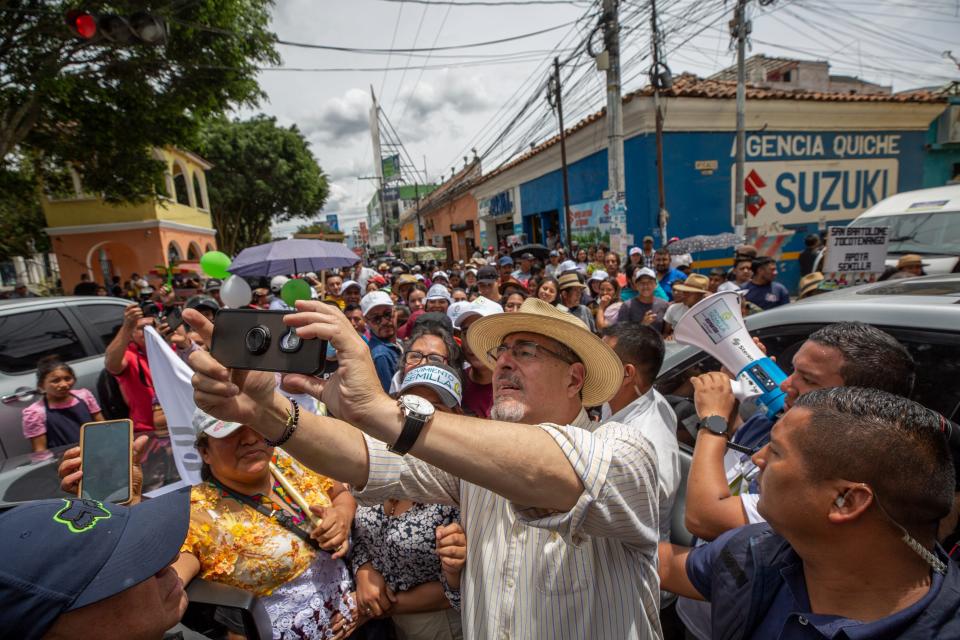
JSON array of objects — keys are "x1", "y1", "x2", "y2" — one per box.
[{"x1": 53, "y1": 498, "x2": 111, "y2": 533}]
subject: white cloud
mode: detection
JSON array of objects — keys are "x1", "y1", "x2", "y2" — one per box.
[{"x1": 301, "y1": 88, "x2": 371, "y2": 146}]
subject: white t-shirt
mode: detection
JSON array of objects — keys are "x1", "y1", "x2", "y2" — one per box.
[
  {"x1": 717, "y1": 280, "x2": 744, "y2": 293},
  {"x1": 663, "y1": 302, "x2": 690, "y2": 327}
]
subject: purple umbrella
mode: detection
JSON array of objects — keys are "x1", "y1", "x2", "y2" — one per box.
[{"x1": 228, "y1": 239, "x2": 359, "y2": 277}]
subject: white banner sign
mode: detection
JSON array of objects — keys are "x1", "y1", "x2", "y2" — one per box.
[{"x1": 823, "y1": 226, "x2": 889, "y2": 274}]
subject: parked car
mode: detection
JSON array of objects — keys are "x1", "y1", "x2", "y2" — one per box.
[
  {"x1": 847, "y1": 183, "x2": 960, "y2": 274},
  {"x1": 0, "y1": 296, "x2": 131, "y2": 461}
]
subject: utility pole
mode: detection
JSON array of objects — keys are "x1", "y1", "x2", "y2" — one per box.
[
  {"x1": 548, "y1": 57, "x2": 573, "y2": 250},
  {"x1": 651, "y1": 0, "x2": 669, "y2": 243},
  {"x1": 602, "y1": 0, "x2": 625, "y2": 205},
  {"x1": 732, "y1": 0, "x2": 750, "y2": 238},
  {"x1": 415, "y1": 183, "x2": 423, "y2": 245}
]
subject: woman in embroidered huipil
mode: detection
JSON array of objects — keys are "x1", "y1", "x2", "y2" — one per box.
[{"x1": 177, "y1": 409, "x2": 358, "y2": 640}]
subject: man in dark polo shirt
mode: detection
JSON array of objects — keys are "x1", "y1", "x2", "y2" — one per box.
[{"x1": 617, "y1": 268, "x2": 668, "y2": 334}]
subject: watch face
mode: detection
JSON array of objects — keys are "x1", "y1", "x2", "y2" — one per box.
[
  {"x1": 400, "y1": 394, "x2": 436, "y2": 418},
  {"x1": 703, "y1": 415, "x2": 728, "y2": 435}
]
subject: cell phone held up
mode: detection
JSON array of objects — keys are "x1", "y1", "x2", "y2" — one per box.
[
  {"x1": 78, "y1": 419, "x2": 134, "y2": 505},
  {"x1": 211, "y1": 309, "x2": 327, "y2": 375}
]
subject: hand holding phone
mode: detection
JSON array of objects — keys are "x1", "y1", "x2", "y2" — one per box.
[
  {"x1": 78, "y1": 419, "x2": 134, "y2": 505},
  {"x1": 211, "y1": 309, "x2": 327, "y2": 375}
]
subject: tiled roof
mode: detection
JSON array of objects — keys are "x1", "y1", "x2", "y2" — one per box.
[
  {"x1": 709, "y1": 54, "x2": 821, "y2": 82},
  {"x1": 474, "y1": 74, "x2": 945, "y2": 187}
]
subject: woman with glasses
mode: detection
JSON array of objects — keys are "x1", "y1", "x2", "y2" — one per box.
[
  {"x1": 388, "y1": 318, "x2": 464, "y2": 395},
  {"x1": 352, "y1": 364, "x2": 467, "y2": 640}
]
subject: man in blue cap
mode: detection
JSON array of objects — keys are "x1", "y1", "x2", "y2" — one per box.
[{"x1": 0, "y1": 488, "x2": 191, "y2": 640}]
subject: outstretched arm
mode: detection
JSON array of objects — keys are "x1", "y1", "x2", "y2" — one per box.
[{"x1": 185, "y1": 305, "x2": 585, "y2": 512}]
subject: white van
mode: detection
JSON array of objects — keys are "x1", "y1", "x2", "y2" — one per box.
[{"x1": 847, "y1": 184, "x2": 960, "y2": 274}]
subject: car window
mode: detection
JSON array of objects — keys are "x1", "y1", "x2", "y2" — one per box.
[
  {"x1": 0, "y1": 309, "x2": 86, "y2": 374},
  {"x1": 73, "y1": 303, "x2": 126, "y2": 352},
  {"x1": 894, "y1": 333, "x2": 960, "y2": 422}
]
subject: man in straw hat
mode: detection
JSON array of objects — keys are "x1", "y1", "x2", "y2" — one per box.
[
  {"x1": 662, "y1": 273, "x2": 711, "y2": 337},
  {"x1": 185, "y1": 297, "x2": 662, "y2": 639}
]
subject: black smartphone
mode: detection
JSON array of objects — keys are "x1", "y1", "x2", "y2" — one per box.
[
  {"x1": 78, "y1": 419, "x2": 133, "y2": 505},
  {"x1": 211, "y1": 309, "x2": 327, "y2": 375},
  {"x1": 163, "y1": 306, "x2": 183, "y2": 332}
]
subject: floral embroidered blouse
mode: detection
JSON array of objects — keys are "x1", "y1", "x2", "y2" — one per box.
[{"x1": 180, "y1": 450, "x2": 337, "y2": 597}]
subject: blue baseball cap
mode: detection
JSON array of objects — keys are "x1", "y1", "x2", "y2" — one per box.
[
  {"x1": 498, "y1": 256, "x2": 514, "y2": 267},
  {"x1": 0, "y1": 488, "x2": 190, "y2": 639}
]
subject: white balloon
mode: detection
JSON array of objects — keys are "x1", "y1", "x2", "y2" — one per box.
[{"x1": 220, "y1": 275, "x2": 252, "y2": 308}]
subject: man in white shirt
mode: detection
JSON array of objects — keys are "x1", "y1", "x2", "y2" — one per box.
[
  {"x1": 663, "y1": 273, "x2": 710, "y2": 336},
  {"x1": 717, "y1": 257, "x2": 753, "y2": 293},
  {"x1": 185, "y1": 297, "x2": 663, "y2": 640}
]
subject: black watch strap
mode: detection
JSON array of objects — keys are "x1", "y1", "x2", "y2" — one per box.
[
  {"x1": 698, "y1": 415, "x2": 729, "y2": 437},
  {"x1": 389, "y1": 412, "x2": 427, "y2": 456}
]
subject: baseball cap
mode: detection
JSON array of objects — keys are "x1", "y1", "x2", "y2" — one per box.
[
  {"x1": 341, "y1": 279, "x2": 361, "y2": 292},
  {"x1": 270, "y1": 275, "x2": 289, "y2": 293},
  {"x1": 447, "y1": 296, "x2": 503, "y2": 329},
  {"x1": 185, "y1": 294, "x2": 220, "y2": 314},
  {"x1": 361, "y1": 290, "x2": 394, "y2": 316},
  {"x1": 204, "y1": 278, "x2": 222, "y2": 292},
  {"x1": 549, "y1": 250, "x2": 558, "y2": 257},
  {"x1": 588, "y1": 269, "x2": 610, "y2": 283},
  {"x1": 634, "y1": 267, "x2": 657, "y2": 281},
  {"x1": 0, "y1": 488, "x2": 190, "y2": 640},
  {"x1": 398, "y1": 364, "x2": 462, "y2": 409},
  {"x1": 498, "y1": 256, "x2": 514, "y2": 267},
  {"x1": 431, "y1": 271, "x2": 449, "y2": 281},
  {"x1": 629, "y1": 247, "x2": 642, "y2": 256},
  {"x1": 558, "y1": 259, "x2": 578, "y2": 274},
  {"x1": 519, "y1": 252, "x2": 535, "y2": 261},
  {"x1": 425, "y1": 284, "x2": 452, "y2": 302},
  {"x1": 192, "y1": 407, "x2": 242, "y2": 439},
  {"x1": 476, "y1": 266, "x2": 498, "y2": 283},
  {"x1": 643, "y1": 235, "x2": 654, "y2": 243}
]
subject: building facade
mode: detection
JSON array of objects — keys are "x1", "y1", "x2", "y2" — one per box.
[{"x1": 42, "y1": 147, "x2": 217, "y2": 292}]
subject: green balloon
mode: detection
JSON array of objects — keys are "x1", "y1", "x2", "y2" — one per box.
[
  {"x1": 281, "y1": 278, "x2": 312, "y2": 307},
  {"x1": 200, "y1": 251, "x2": 231, "y2": 279}
]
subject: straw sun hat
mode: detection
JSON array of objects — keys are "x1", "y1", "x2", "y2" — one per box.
[{"x1": 466, "y1": 297, "x2": 624, "y2": 407}]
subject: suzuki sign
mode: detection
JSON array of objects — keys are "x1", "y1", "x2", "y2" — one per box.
[{"x1": 730, "y1": 132, "x2": 902, "y2": 229}]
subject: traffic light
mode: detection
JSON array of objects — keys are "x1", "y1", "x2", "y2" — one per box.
[{"x1": 64, "y1": 10, "x2": 167, "y2": 46}]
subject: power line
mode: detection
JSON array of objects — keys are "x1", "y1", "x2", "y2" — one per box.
[
  {"x1": 274, "y1": 19, "x2": 580, "y2": 52},
  {"x1": 375, "y1": 0, "x2": 589, "y2": 5}
]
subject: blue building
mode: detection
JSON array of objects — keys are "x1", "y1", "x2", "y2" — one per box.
[{"x1": 472, "y1": 73, "x2": 948, "y2": 292}]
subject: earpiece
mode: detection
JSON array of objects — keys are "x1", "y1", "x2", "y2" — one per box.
[{"x1": 834, "y1": 494, "x2": 846, "y2": 508}]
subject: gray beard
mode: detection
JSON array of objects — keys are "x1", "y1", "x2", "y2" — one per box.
[{"x1": 490, "y1": 398, "x2": 526, "y2": 422}]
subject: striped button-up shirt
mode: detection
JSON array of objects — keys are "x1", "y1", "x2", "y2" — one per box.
[{"x1": 354, "y1": 409, "x2": 663, "y2": 640}]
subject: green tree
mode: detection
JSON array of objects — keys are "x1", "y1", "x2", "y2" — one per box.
[
  {"x1": 0, "y1": 0, "x2": 279, "y2": 204},
  {"x1": 0, "y1": 156, "x2": 49, "y2": 262},
  {"x1": 199, "y1": 116, "x2": 329, "y2": 254},
  {"x1": 296, "y1": 221, "x2": 338, "y2": 235}
]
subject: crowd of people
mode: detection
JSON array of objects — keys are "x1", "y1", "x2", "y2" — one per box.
[{"x1": 3, "y1": 237, "x2": 958, "y2": 640}]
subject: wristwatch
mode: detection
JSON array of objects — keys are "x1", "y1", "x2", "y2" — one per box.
[
  {"x1": 697, "y1": 415, "x2": 729, "y2": 437},
  {"x1": 390, "y1": 394, "x2": 436, "y2": 455}
]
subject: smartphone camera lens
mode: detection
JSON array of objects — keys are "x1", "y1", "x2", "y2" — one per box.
[
  {"x1": 279, "y1": 328, "x2": 302, "y2": 353},
  {"x1": 245, "y1": 326, "x2": 271, "y2": 354}
]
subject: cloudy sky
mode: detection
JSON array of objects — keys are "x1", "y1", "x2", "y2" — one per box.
[{"x1": 243, "y1": 0, "x2": 960, "y2": 237}]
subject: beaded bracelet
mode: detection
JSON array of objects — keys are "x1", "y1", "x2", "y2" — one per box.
[{"x1": 264, "y1": 398, "x2": 299, "y2": 447}]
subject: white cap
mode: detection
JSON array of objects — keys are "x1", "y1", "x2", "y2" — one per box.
[
  {"x1": 192, "y1": 408, "x2": 242, "y2": 439},
  {"x1": 588, "y1": 269, "x2": 609, "y2": 283},
  {"x1": 415, "y1": 274, "x2": 425, "y2": 281},
  {"x1": 270, "y1": 275, "x2": 289, "y2": 293},
  {"x1": 629, "y1": 247, "x2": 642, "y2": 256},
  {"x1": 425, "y1": 284, "x2": 452, "y2": 302},
  {"x1": 361, "y1": 290, "x2": 394, "y2": 316},
  {"x1": 634, "y1": 267, "x2": 657, "y2": 281},
  {"x1": 305, "y1": 271, "x2": 318, "y2": 280},
  {"x1": 466, "y1": 268, "x2": 477, "y2": 275},
  {"x1": 558, "y1": 259, "x2": 578, "y2": 273},
  {"x1": 398, "y1": 365, "x2": 462, "y2": 408},
  {"x1": 447, "y1": 296, "x2": 503, "y2": 329},
  {"x1": 341, "y1": 279, "x2": 361, "y2": 292},
  {"x1": 431, "y1": 271, "x2": 449, "y2": 281}
]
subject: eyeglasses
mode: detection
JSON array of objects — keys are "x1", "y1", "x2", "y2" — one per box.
[
  {"x1": 366, "y1": 310, "x2": 394, "y2": 324},
  {"x1": 403, "y1": 351, "x2": 449, "y2": 366},
  {"x1": 486, "y1": 340, "x2": 578, "y2": 365}
]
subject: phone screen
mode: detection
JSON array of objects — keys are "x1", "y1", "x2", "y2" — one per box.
[{"x1": 80, "y1": 420, "x2": 133, "y2": 504}]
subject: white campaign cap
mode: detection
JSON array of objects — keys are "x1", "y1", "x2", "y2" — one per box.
[
  {"x1": 361, "y1": 290, "x2": 394, "y2": 316},
  {"x1": 447, "y1": 296, "x2": 503, "y2": 329},
  {"x1": 431, "y1": 271, "x2": 449, "y2": 281},
  {"x1": 558, "y1": 259, "x2": 578, "y2": 273},
  {"x1": 425, "y1": 283, "x2": 452, "y2": 302},
  {"x1": 397, "y1": 364, "x2": 462, "y2": 409},
  {"x1": 629, "y1": 247, "x2": 642, "y2": 256},
  {"x1": 341, "y1": 279, "x2": 361, "y2": 292},
  {"x1": 192, "y1": 408, "x2": 242, "y2": 439}
]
